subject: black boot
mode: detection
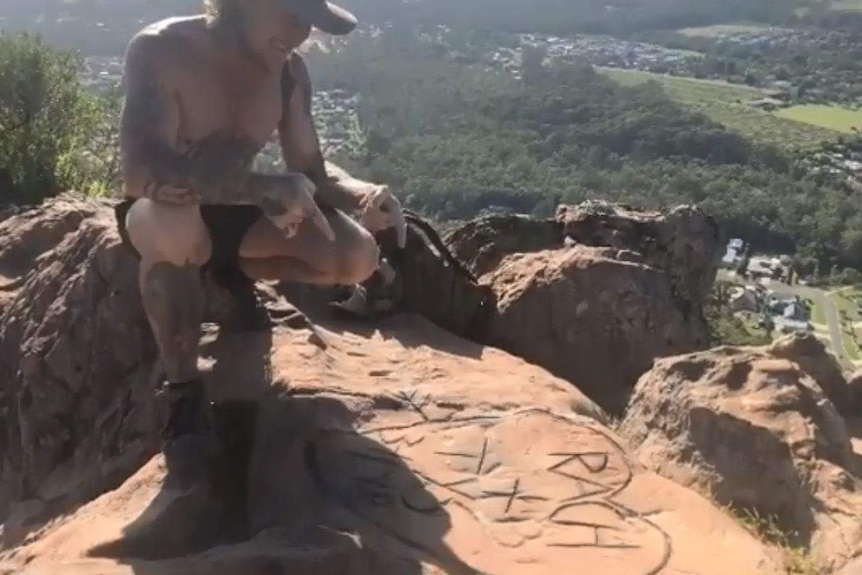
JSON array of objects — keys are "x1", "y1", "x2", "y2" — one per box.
[{"x1": 159, "y1": 379, "x2": 216, "y2": 479}]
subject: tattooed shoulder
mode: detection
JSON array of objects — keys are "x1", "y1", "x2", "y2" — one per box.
[{"x1": 123, "y1": 34, "x2": 172, "y2": 124}]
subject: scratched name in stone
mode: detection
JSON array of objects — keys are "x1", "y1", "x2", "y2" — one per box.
[{"x1": 307, "y1": 410, "x2": 672, "y2": 575}]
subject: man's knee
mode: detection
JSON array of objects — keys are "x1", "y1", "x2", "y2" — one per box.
[
  {"x1": 338, "y1": 227, "x2": 380, "y2": 285},
  {"x1": 126, "y1": 199, "x2": 212, "y2": 267}
]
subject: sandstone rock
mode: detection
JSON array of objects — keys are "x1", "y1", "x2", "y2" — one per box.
[
  {"x1": 619, "y1": 342, "x2": 862, "y2": 572},
  {"x1": 445, "y1": 200, "x2": 721, "y2": 316},
  {"x1": 0, "y1": 194, "x2": 602, "y2": 545},
  {"x1": 0, "y1": 194, "x2": 160, "y2": 538},
  {"x1": 1, "y1": 325, "x2": 784, "y2": 575},
  {"x1": 445, "y1": 201, "x2": 719, "y2": 413},
  {"x1": 556, "y1": 202, "x2": 721, "y2": 317},
  {"x1": 837, "y1": 555, "x2": 862, "y2": 575},
  {"x1": 485, "y1": 246, "x2": 709, "y2": 413},
  {"x1": 770, "y1": 332, "x2": 852, "y2": 414},
  {"x1": 0, "y1": 194, "x2": 786, "y2": 574},
  {"x1": 443, "y1": 214, "x2": 562, "y2": 277}
]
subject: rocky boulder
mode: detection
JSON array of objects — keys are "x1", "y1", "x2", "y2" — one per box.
[
  {"x1": 0, "y1": 322, "x2": 785, "y2": 575},
  {"x1": 445, "y1": 201, "x2": 720, "y2": 414},
  {"x1": 446, "y1": 200, "x2": 721, "y2": 314},
  {"x1": 556, "y1": 202, "x2": 720, "y2": 318},
  {"x1": 619, "y1": 335, "x2": 862, "y2": 572},
  {"x1": 0, "y1": 194, "x2": 160, "y2": 537},
  {"x1": 0, "y1": 194, "x2": 513, "y2": 543},
  {"x1": 484, "y1": 246, "x2": 710, "y2": 414},
  {"x1": 443, "y1": 214, "x2": 563, "y2": 277},
  {"x1": 770, "y1": 332, "x2": 853, "y2": 415}
]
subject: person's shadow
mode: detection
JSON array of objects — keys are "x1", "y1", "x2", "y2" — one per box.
[{"x1": 87, "y1": 321, "x2": 483, "y2": 575}]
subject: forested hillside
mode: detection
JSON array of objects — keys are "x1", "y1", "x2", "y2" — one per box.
[{"x1": 309, "y1": 39, "x2": 861, "y2": 268}]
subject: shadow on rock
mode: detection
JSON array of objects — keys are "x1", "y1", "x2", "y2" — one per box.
[
  {"x1": 248, "y1": 392, "x2": 484, "y2": 574},
  {"x1": 845, "y1": 417, "x2": 862, "y2": 476},
  {"x1": 88, "y1": 325, "x2": 482, "y2": 574},
  {"x1": 689, "y1": 407, "x2": 817, "y2": 546},
  {"x1": 276, "y1": 282, "x2": 487, "y2": 361}
]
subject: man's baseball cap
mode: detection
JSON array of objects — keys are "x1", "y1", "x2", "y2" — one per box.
[{"x1": 282, "y1": 0, "x2": 358, "y2": 35}]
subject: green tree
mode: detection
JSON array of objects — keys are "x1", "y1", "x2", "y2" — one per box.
[{"x1": 0, "y1": 33, "x2": 118, "y2": 205}]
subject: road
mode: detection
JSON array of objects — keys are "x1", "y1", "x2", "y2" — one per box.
[{"x1": 784, "y1": 283, "x2": 849, "y2": 365}]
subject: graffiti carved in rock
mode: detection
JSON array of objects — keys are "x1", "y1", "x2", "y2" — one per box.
[{"x1": 307, "y1": 409, "x2": 672, "y2": 575}]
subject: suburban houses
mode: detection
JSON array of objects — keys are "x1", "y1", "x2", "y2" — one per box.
[{"x1": 720, "y1": 238, "x2": 810, "y2": 335}]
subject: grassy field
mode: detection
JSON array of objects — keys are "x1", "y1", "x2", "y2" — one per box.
[
  {"x1": 831, "y1": 0, "x2": 862, "y2": 12},
  {"x1": 774, "y1": 105, "x2": 862, "y2": 133},
  {"x1": 599, "y1": 68, "x2": 842, "y2": 152},
  {"x1": 831, "y1": 288, "x2": 861, "y2": 320},
  {"x1": 810, "y1": 298, "x2": 826, "y2": 325},
  {"x1": 830, "y1": 288, "x2": 862, "y2": 360},
  {"x1": 676, "y1": 23, "x2": 770, "y2": 38}
]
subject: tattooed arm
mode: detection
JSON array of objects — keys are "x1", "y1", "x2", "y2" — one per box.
[
  {"x1": 279, "y1": 53, "x2": 406, "y2": 245},
  {"x1": 278, "y1": 52, "x2": 367, "y2": 213}
]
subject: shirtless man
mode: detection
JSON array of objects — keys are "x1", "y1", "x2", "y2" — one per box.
[{"x1": 117, "y1": 0, "x2": 406, "y2": 469}]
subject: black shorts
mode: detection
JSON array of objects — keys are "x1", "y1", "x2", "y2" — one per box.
[{"x1": 114, "y1": 198, "x2": 263, "y2": 285}]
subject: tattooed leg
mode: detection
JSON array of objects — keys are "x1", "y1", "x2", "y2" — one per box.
[
  {"x1": 139, "y1": 258, "x2": 214, "y2": 467},
  {"x1": 140, "y1": 260, "x2": 204, "y2": 381}
]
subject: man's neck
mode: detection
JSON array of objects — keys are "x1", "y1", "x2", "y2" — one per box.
[{"x1": 210, "y1": 20, "x2": 270, "y2": 73}]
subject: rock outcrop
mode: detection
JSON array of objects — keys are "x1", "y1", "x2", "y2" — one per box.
[
  {"x1": 770, "y1": 332, "x2": 854, "y2": 415},
  {"x1": 446, "y1": 201, "x2": 720, "y2": 413},
  {"x1": 1, "y1": 324, "x2": 784, "y2": 575},
  {"x1": 486, "y1": 246, "x2": 709, "y2": 413},
  {"x1": 444, "y1": 214, "x2": 562, "y2": 277},
  {"x1": 0, "y1": 195, "x2": 160, "y2": 538},
  {"x1": 446, "y1": 200, "x2": 721, "y2": 313},
  {"x1": 0, "y1": 194, "x2": 788, "y2": 574},
  {"x1": 556, "y1": 202, "x2": 721, "y2": 318},
  {"x1": 619, "y1": 335, "x2": 862, "y2": 572}
]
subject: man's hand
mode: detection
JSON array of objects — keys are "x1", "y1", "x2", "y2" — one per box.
[
  {"x1": 358, "y1": 184, "x2": 407, "y2": 249},
  {"x1": 256, "y1": 172, "x2": 336, "y2": 241}
]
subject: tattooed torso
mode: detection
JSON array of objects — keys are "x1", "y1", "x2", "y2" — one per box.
[{"x1": 120, "y1": 16, "x2": 287, "y2": 206}]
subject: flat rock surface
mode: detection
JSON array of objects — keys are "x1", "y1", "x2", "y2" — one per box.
[{"x1": 1, "y1": 321, "x2": 784, "y2": 575}]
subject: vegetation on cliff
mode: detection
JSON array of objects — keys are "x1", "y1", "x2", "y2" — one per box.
[{"x1": 0, "y1": 34, "x2": 119, "y2": 205}]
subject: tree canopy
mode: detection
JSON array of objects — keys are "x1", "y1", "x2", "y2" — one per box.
[
  {"x1": 0, "y1": 33, "x2": 118, "y2": 204},
  {"x1": 309, "y1": 39, "x2": 862, "y2": 269}
]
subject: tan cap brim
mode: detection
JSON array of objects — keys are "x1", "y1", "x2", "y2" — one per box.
[{"x1": 285, "y1": 0, "x2": 358, "y2": 35}]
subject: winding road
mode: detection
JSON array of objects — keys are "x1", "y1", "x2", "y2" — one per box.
[{"x1": 785, "y1": 284, "x2": 849, "y2": 365}]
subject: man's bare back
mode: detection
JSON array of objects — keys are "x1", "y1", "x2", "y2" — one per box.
[{"x1": 117, "y1": 0, "x2": 406, "y2": 475}]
